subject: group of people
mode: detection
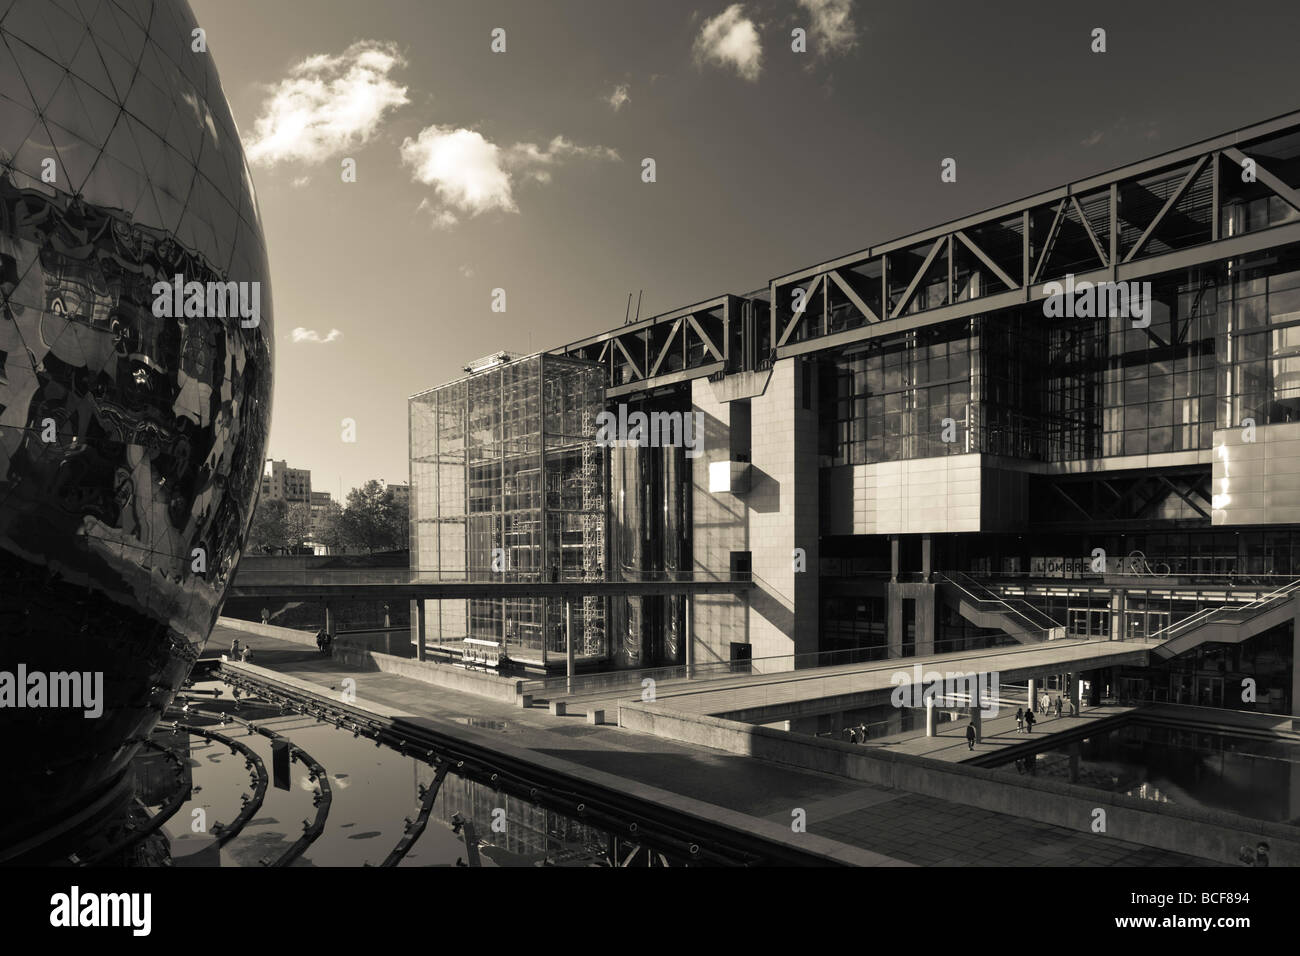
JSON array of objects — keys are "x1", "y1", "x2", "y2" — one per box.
[
  {"x1": 227, "y1": 638, "x2": 255, "y2": 664},
  {"x1": 841, "y1": 723, "x2": 870, "y2": 744},
  {"x1": 1013, "y1": 706, "x2": 1037, "y2": 733}
]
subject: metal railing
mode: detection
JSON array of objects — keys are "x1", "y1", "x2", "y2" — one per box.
[
  {"x1": 230, "y1": 566, "x2": 750, "y2": 587},
  {"x1": 937, "y1": 572, "x2": 1066, "y2": 640},
  {"x1": 518, "y1": 635, "x2": 1130, "y2": 702},
  {"x1": 1139, "y1": 577, "x2": 1300, "y2": 645}
]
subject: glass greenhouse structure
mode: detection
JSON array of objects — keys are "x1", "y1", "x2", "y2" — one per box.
[{"x1": 409, "y1": 353, "x2": 607, "y2": 666}]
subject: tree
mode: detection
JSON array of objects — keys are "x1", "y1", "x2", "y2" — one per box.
[
  {"x1": 314, "y1": 499, "x2": 345, "y2": 553},
  {"x1": 337, "y1": 480, "x2": 408, "y2": 553},
  {"x1": 246, "y1": 497, "x2": 289, "y2": 553},
  {"x1": 285, "y1": 502, "x2": 314, "y2": 553}
]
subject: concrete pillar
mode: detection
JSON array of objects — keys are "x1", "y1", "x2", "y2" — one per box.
[
  {"x1": 886, "y1": 583, "x2": 903, "y2": 659},
  {"x1": 971, "y1": 680, "x2": 982, "y2": 743},
  {"x1": 890, "y1": 536, "x2": 900, "y2": 582},
  {"x1": 565, "y1": 598, "x2": 575, "y2": 695},
  {"x1": 685, "y1": 593, "x2": 694, "y2": 679},
  {"x1": 415, "y1": 600, "x2": 426, "y2": 661},
  {"x1": 324, "y1": 602, "x2": 335, "y2": 637},
  {"x1": 921, "y1": 534, "x2": 933, "y2": 583},
  {"x1": 914, "y1": 586, "x2": 935, "y2": 657},
  {"x1": 1070, "y1": 672, "x2": 1081, "y2": 713},
  {"x1": 1027, "y1": 678, "x2": 1036, "y2": 712},
  {"x1": 925, "y1": 698, "x2": 936, "y2": 737},
  {"x1": 383, "y1": 603, "x2": 391, "y2": 629}
]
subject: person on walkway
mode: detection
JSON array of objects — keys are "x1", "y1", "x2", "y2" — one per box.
[
  {"x1": 1055, "y1": 695, "x2": 1063, "y2": 718},
  {"x1": 1025, "y1": 709, "x2": 1035, "y2": 733},
  {"x1": 1068, "y1": 697, "x2": 1078, "y2": 717},
  {"x1": 1040, "y1": 693, "x2": 1050, "y2": 714},
  {"x1": 846, "y1": 727, "x2": 858, "y2": 744},
  {"x1": 229, "y1": 638, "x2": 241, "y2": 660},
  {"x1": 260, "y1": 607, "x2": 270, "y2": 624},
  {"x1": 1015, "y1": 707, "x2": 1024, "y2": 733},
  {"x1": 857, "y1": 723, "x2": 868, "y2": 744},
  {"x1": 965, "y1": 723, "x2": 976, "y2": 750}
]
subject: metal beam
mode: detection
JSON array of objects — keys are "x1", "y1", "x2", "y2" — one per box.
[
  {"x1": 1122, "y1": 155, "x2": 1209, "y2": 264},
  {"x1": 828, "y1": 268, "x2": 880, "y2": 322},
  {"x1": 648, "y1": 318, "x2": 683, "y2": 377},
  {"x1": 1222, "y1": 146, "x2": 1300, "y2": 213},
  {"x1": 1030, "y1": 199, "x2": 1067, "y2": 286},
  {"x1": 613, "y1": 337, "x2": 644, "y2": 381},
  {"x1": 686, "y1": 312, "x2": 725, "y2": 362},
  {"x1": 954, "y1": 230, "x2": 1021, "y2": 291},
  {"x1": 1070, "y1": 195, "x2": 1109, "y2": 268},
  {"x1": 889, "y1": 237, "x2": 945, "y2": 319},
  {"x1": 777, "y1": 273, "x2": 824, "y2": 347}
]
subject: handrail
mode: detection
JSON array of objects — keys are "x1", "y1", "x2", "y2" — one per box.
[
  {"x1": 937, "y1": 572, "x2": 1064, "y2": 639},
  {"x1": 1142, "y1": 577, "x2": 1300, "y2": 644}
]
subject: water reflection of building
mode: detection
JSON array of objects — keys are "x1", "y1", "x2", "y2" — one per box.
[
  {"x1": 135, "y1": 732, "x2": 193, "y2": 807},
  {"x1": 416, "y1": 763, "x2": 608, "y2": 860}
]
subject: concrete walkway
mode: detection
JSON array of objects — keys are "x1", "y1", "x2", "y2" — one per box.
[
  {"x1": 861, "y1": 704, "x2": 1136, "y2": 763},
  {"x1": 204, "y1": 623, "x2": 1215, "y2": 867}
]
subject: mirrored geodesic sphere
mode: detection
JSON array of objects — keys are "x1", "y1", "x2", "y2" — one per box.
[{"x1": 0, "y1": 0, "x2": 272, "y2": 856}]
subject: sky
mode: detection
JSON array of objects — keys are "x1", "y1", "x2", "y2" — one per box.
[{"x1": 187, "y1": 0, "x2": 1300, "y2": 500}]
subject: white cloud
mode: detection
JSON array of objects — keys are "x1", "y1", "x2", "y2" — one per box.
[
  {"x1": 797, "y1": 0, "x2": 859, "y2": 56},
  {"x1": 694, "y1": 5, "x2": 762, "y2": 82},
  {"x1": 458, "y1": 264, "x2": 475, "y2": 278},
  {"x1": 607, "y1": 83, "x2": 630, "y2": 111},
  {"x1": 290, "y1": 175, "x2": 311, "y2": 188},
  {"x1": 401, "y1": 127, "x2": 619, "y2": 225},
  {"x1": 245, "y1": 40, "x2": 409, "y2": 167},
  {"x1": 291, "y1": 328, "x2": 343, "y2": 344}
]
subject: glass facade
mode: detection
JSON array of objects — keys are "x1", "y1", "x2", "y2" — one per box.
[
  {"x1": 409, "y1": 354, "x2": 606, "y2": 664},
  {"x1": 818, "y1": 252, "x2": 1300, "y2": 468}
]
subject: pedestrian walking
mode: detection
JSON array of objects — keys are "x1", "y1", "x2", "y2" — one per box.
[
  {"x1": 1040, "y1": 692, "x2": 1050, "y2": 714},
  {"x1": 965, "y1": 723, "x2": 976, "y2": 750},
  {"x1": 1068, "y1": 697, "x2": 1077, "y2": 717},
  {"x1": 229, "y1": 638, "x2": 241, "y2": 660},
  {"x1": 1055, "y1": 695, "x2": 1062, "y2": 718},
  {"x1": 857, "y1": 723, "x2": 868, "y2": 744},
  {"x1": 1025, "y1": 710, "x2": 1035, "y2": 733},
  {"x1": 1015, "y1": 707, "x2": 1024, "y2": 733}
]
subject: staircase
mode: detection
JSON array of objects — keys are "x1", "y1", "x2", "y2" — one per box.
[
  {"x1": 1147, "y1": 579, "x2": 1300, "y2": 660},
  {"x1": 937, "y1": 572, "x2": 1066, "y2": 643}
]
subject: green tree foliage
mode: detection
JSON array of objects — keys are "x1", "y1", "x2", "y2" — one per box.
[
  {"x1": 246, "y1": 496, "x2": 289, "y2": 553},
  {"x1": 337, "y1": 481, "x2": 408, "y2": 553}
]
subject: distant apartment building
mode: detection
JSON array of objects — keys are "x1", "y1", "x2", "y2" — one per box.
[
  {"x1": 261, "y1": 459, "x2": 312, "y2": 505},
  {"x1": 383, "y1": 481, "x2": 410, "y2": 508}
]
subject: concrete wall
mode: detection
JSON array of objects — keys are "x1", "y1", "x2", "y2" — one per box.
[
  {"x1": 822, "y1": 455, "x2": 982, "y2": 535},
  {"x1": 691, "y1": 358, "x2": 819, "y2": 666},
  {"x1": 331, "y1": 645, "x2": 523, "y2": 703},
  {"x1": 691, "y1": 375, "x2": 748, "y2": 665},
  {"x1": 1213, "y1": 421, "x2": 1300, "y2": 525},
  {"x1": 620, "y1": 702, "x2": 1300, "y2": 866},
  {"x1": 216, "y1": 616, "x2": 317, "y2": 646},
  {"x1": 748, "y1": 359, "x2": 819, "y2": 661}
]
